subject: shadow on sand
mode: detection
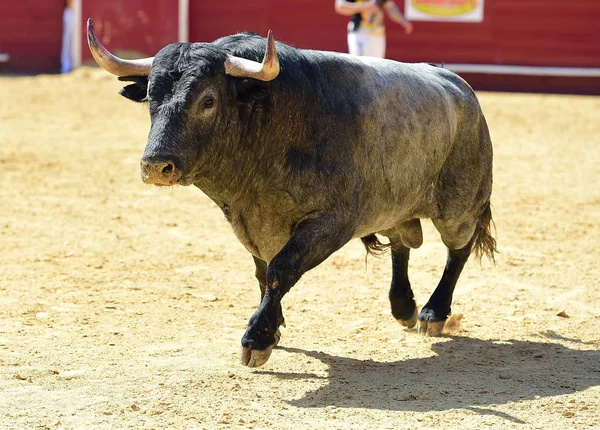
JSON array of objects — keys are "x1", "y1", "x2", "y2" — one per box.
[{"x1": 260, "y1": 334, "x2": 599, "y2": 422}]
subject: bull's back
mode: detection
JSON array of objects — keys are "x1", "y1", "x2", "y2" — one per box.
[
  {"x1": 329, "y1": 59, "x2": 488, "y2": 233},
  {"x1": 270, "y1": 51, "x2": 490, "y2": 235},
  {"x1": 246, "y1": 47, "x2": 490, "y2": 248}
]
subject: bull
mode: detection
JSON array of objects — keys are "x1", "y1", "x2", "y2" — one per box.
[{"x1": 88, "y1": 18, "x2": 496, "y2": 368}]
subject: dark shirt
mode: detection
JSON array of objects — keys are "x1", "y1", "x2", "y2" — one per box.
[{"x1": 348, "y1": 0, "x2": 391, "y2": 32}]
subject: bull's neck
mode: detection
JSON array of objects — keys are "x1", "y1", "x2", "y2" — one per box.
[{"x1": 193, "y1": 123, "x2": 287, "y2": 210}]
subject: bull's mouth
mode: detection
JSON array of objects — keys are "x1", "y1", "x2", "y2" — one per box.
[
  {"x1": 175, "y1": 176, "x2": 194, "y2": 187},
  {"x1": 145, "y1": 177, "x2": 191, "y2": 187},
  {"x1": 144, "y1": 174, "x2": 194, "y2": 187}
]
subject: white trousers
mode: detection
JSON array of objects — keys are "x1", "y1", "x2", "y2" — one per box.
[
  {"x1": 61, "y1": 8, "x2": 74, "y2": 73},
  {"x1": 347, "y1": 27, "x2": 386, "y2": 58}
]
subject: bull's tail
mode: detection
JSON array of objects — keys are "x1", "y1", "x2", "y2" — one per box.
[
  {"x1": 472, "y1": 201, "x2": 497, "y2": 263},
  {"x1": 361, "y1": 234, "x2": 390, "y2": 257}
]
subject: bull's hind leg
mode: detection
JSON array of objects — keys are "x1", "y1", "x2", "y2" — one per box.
[
  {"x1": 389, "y1": 246, "x2": 418, "y2": 328},
  {"x1": 417, "y1": 217, "x2": 476, "y2": 336},
  {"x1": 382, "y1": 219, "x2": 423, "y2": 328}
]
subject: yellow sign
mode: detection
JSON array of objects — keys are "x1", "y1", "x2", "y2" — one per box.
[
  {"x1": 411, "y1": 0, "x2": 478, "y2": 17},
  {"x1": 405, "y1": 0, "x2": 484, "y2": 22}
]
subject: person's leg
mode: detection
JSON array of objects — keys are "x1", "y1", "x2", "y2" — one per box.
[
  {"x1": 61, "y1": 8, "x2": 74, "y2": 73},
  {"x1": 378, "y1": 34, "x2": 386, "y2": 59},
  {"x1": 347, "y1": 31, "x2": 364, "y2": 56},
  {"x1": 363, "y1": 33, "x2": 386, "y2": 58}
]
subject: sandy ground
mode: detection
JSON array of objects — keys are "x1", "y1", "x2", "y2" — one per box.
[{"x1": 0, "y1": 68, "x2": 599, "y2": 429}]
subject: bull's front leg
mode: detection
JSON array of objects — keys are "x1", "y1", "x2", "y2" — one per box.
[
  {"x1": 241, "y1": 215, "x2": 353, "y2": 367},
  {"x1": 252, "y1": 255, "x2": 285, "y2": 345}
]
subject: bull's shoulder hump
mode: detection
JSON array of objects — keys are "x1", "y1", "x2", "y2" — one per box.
[{"x1": 320, "y1": 53, "x2": 472, "y2": 89}]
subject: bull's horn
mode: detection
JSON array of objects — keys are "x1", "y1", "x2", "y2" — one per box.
[
  {"x1": 87, "y1": 18, "x2": 153, "y2": 77},
  {"x1": 224, "y1": 30, "x2": 280, "y2": 81}
]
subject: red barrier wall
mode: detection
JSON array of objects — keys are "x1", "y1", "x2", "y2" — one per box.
[
  {"x1": 189, "y1": 0, "x2": 340, "y2": 50},
  {"x1": 0, "y1": 1, "x2": 64, "y2": 74},
  {"x1": 81, "y1": 0, "x2": 179, "y2": 63},
  {"x1": 188, "y1": 0, "x2": 347, "y2": 52},
  {"x1": 187, "y1": 0, "x2": 600, "y2": 93},
  {"x1": 190, "y1": 0, "x2": 269, "y2": 42},
  {"x1": 392, "y1": 0, "x2": 600, "y2": 68},
  {"x1": 189, "y1": 0, "x2": 600, "y2": 68},
  {"x1": 2, "y1": 1, "x2": 599, "y2": 93}
]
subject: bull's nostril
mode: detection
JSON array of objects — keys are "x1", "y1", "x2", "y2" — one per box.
[
  {"x1": 162, "y1": 163, "x2": 174, "y2": 176},
  {"x1": 140, "y1": 159, "x2": 180, "y2": 185}
]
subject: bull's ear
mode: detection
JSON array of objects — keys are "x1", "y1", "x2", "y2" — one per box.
[
  {"x1": 232, "y1": 78, "x2": 270, "y2": 104},
  {"x1": 118, "y1": 76, "x2": 148, "y2": 102}
]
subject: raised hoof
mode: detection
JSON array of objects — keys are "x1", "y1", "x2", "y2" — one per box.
[
  {"x1": 396, "y1": 307, "x2": 418, "y2": 329},
  {"x1": 240, "y1": 329, "x2": 281, "y2": 368},
  {"x1": 416, "y1": 319, "x2": 445, "y2": 336},
  {"x1": 240, "y1": 344, "x2": 275, "y2": 368}
]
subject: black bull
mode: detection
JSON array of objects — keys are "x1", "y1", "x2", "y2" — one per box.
[{"x1": 88, "y1": 19, "x2": 496, "y2": 368}]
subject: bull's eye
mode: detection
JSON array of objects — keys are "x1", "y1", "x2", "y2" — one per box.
[{"x1": 203, "y1": 97, "x2": 215, "y2": 109}]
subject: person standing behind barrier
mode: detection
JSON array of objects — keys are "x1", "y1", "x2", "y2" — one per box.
[
  {"x1": 335, "y1": 0, "x2": 413, "y2": 58},
  {"x1": 61, "y1": 0, "x2": 74, "y2": 73}
]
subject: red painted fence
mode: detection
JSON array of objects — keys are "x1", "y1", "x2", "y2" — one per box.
[
  {"x1": 187, "y1": 0, "x2": 600, "y2": 93},
  {"x1": 188, "y1": 0, "x2": 600, "y2": 68},
  {"x1": 1, "y1": 1, "x2": 599, "y2": 93},
  {"x1": 0, "y1": 1, "x2": 64, "y2": 73},
  {"x1": 81, "y1": 0, "x2": 178, "y2": 63}
]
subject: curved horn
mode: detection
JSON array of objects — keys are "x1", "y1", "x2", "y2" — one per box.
[
  {"x1": 87, "y1": 18, "x2": 153, "y2": 77},
  {"x1": 224, "y1": 30, "x2": 280, "y2": 81}
]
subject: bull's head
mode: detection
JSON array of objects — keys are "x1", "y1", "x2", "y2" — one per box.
[{"x1": 87, "y1": 19, "x2": 280, "y2": 187}]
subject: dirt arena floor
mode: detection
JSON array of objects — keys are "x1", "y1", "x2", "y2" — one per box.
[{"x1": 1, "y1": 68, "x2": 599, "y2": 429}]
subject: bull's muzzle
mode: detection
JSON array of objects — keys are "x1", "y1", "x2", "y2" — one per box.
[{"x1": 140, "y1": 159, "x2": 182, "y2": 186}]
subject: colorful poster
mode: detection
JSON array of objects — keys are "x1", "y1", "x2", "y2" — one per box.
[{"x1": 405, "y1": 0, "x2": 484, "y2": 22}]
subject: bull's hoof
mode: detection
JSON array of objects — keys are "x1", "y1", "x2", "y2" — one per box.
[
  {"x1": 416, "y1": 319, "x2": 445, "y2": 336},
  {"x1": 417, "y1": 308, "x2": 446, "y2": 336},
  {"x1": 240, "y1": 329, "x2": 281, "y2": 368},
  {"x1": 396, "y1": 307, "x2": 418, "y2": 329},
  {"x1": 241, "y1": 344, "x2": 275, "y2": 368}
]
